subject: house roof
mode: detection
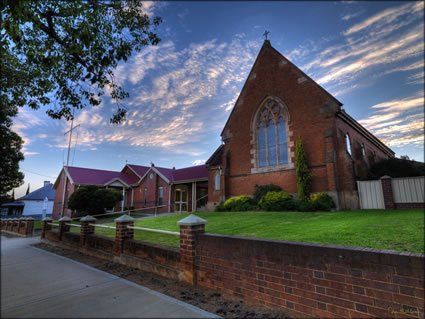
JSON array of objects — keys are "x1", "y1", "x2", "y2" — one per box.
[
  {"x1": 126, "y1": 164, "x2": 150, "y2": 179},
  {"x1": 66, "y1": 166, "x2": 138, "y2": 186},
  {"x1": 128, "y1": 164, "x2": 208, "y2": 183},
  {"x1": 54, "y1": 163, "x2": 208, "y2": 188},
  {"x1": 172, "y1": 165, "x2": 208, "y2": 182},
  {"x1": 17, "y1": 183, "x2": 55, "y2": 201},
  {"x1": 1, "y1": 202, "x2": 25, "y2": 207}
]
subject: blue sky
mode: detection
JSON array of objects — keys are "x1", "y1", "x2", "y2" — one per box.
[{"x1": 12, "y1": 1, "x2": 424, "y2": 197}]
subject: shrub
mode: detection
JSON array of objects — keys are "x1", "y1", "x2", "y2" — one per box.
[
  {"x1": 258, "y1": 191, "x2": 292, "y2": 211},
  {"x1": 367, "y1": 158, "x2": 424, "y2": 180},
  {"x1": 295, "y1": 200, "x2": 316, "y2": 212},
  {"x1": 220, "y1": 195, "x2": 257, "y2": 212},
  {"x1": 253, "y1": 184, "x2": 282, "y2": 203},
  {"x1": 215, "y1": 201, "x2": 226, "y2": 212},
  {"x1": 310, "y1": 192, "x2": 335, "y2": 211},
  {"x1": 295, "y1": 137, "x2": 312, "y2": 201},
  {"x1": 68, "y1": 185, "x2": 123, "y2": 217}
]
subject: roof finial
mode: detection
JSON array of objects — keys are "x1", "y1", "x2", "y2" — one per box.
[{"x1": 263, "y1": 30, "x2": 270, "y2": 41}]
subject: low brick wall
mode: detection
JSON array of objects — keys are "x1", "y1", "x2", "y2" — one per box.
[
  {"x1": 39, "y1": 215, "x2": 424, "y2": 318},
  {"x1": 40, "y1": 216, "x2": 184, "y2": 282},
  {"x1": 196, "y1": 234, "x2": 424, "y2": 318},
  {"x1": 1, "y1": 218, "x2": 34, "y2": 237}
]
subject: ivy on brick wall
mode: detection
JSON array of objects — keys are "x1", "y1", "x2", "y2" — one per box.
[{"x1": 295, "y1": 137, "x2": 312, "y2": 201}]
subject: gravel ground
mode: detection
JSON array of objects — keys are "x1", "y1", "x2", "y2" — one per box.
[{"x1": 33, "y1": 242, "x2": 290, "y2": 319}]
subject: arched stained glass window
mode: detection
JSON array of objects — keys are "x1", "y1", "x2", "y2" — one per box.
[
  {"x1": 256, "y1": 99, "x2": 289, "y2": 168},
  {"x1": 277, "y1": 117, "x2": 288, "y2": 164},
  {"x1": 267, "y1": 120, "x2": 277, "y2": 166},
  {"x1": 258, "y1": 121, "x2": 267, "y2": 167}
]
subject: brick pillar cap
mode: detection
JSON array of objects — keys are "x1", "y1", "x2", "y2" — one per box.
[
  {"x1": 19, "y1": 217, "x2": 26, "y2": 220},
  {"x1": 25, "y1": 217, "x2": 34, "y2": 220},
  {"x1": 114, "y1": 214, "x2": 135, "y2": 222},
  {"x1": 177, "y1": 214, "x2": 208, "y2": 226},
  {"x1": 59, "y1": 216, "x2": 72, "y2": 222},
  {"x1": 80, "y1": 215, "x2": 97, "y2": 222},
  {"x1": 42, "y1": 217, "x2": 53, "y2": 221},
  {"x1": 380, "y1": 175, "x2": 392, "y2": 179}
]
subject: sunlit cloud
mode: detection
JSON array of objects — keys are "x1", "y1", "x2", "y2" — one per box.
[
  {"x1": 343, "y1": 2, "x2": 423, "y2": 36},
  {"x1": 192, "y1": 159, "x2": 206, "y2": 165},
  {"x1": 359, "y1": 94, "x2": 424, "y2": 148}
]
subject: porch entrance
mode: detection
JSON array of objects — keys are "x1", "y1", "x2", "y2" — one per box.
[{"x1": 175, "y1": 186, "x2": 188, "y2": 212}]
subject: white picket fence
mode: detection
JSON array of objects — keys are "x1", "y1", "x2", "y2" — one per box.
[{"x1": 357, "y1": 176, "x2": 424, "y2": 209}]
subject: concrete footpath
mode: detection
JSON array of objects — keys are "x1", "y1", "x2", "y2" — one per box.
[{"x1": 1, "y1": 235, "x2": 218, "y2": 318}]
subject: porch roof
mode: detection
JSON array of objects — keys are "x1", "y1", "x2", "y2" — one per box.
[{"x1": 66, "y1": 166, "x2": 137, "y2": 186}]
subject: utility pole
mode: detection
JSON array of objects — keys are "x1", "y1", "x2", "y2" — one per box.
[
  {"x1": 64, "y1": 113, "x2": 80, "y2": 166},
  {"x1": 61, "y1": 110, "x2": 80, "y2": 217}
]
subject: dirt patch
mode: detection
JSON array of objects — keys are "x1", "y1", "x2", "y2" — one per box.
[{"x1": 34, "y1": 242, "x2": 290, "y2": 319}]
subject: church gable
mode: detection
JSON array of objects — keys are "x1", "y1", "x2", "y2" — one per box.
[
  {"x1": 221, "y1": 40, "x2": 341, "y2": 142},
  {"x1": 220, "y1": 40, "x2": 341, "y2": 177}
]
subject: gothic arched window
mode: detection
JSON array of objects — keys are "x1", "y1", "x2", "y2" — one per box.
[{"x1": 256, "y1": 100, "x2": 289, "y2": 168}]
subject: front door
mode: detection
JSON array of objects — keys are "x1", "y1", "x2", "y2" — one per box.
[{"x1": 175, "y1": 186, "x2": 188, "y2": 212}]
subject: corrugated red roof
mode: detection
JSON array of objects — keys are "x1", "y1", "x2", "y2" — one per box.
[
  {"x1": 65, "y1": 163, "x2": 208, "y2": 186},
  {"x1": 126, "y1": 164, "x2": 150, "y2": 179},
  {"x1": 66, "y1": 166, "x2": 137, "y2": 186},
  {"x1": 172, "y1": 165, "x2": 208, "y2": 182}
]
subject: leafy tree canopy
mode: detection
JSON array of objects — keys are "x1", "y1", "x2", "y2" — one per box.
[
  {"x1": 367, "y1": 158, "x2": 425, "y2": 180},
  {"x1": 1, "y1": 0, "x2": 162, "y2": 123},
  {"x1": 0, "y1": 104, "x2": 24, "y2": 197},
  {"x1": 67, "y1": 185, "x2": 123, "y2": 216}
]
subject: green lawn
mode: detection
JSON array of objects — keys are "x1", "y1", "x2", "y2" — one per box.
[{"x1": 70, "y1": 210, "x2": 424, "y2": 253}]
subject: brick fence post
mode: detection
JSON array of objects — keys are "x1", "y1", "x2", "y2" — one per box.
[
  {"x1": 380, "y1": 175, "x2": 395, "y2": 209},
  {"x1": 25, "y1": 217, "x2": 34, "y2": 236},
  {"x1": 17, "y1": 218, "x2": 24, "y2": 234},
  {"x1": 8, "y1": 219, "x2": 15, "y2": 231},
  {"x1": 114, "y1": 215, "x2": 134, "y2": 256},
  {"x1": 12, "y1": 218, "x2": 18, "y2": 232},
  {"x1": 58, "y1": 216, "x2": 72, "y2": 240},
  {"x1": 177, "y1": 214, "x2": 207, "y2": 285},
  {"x1": 80, "y1": 215, "x2": 96, "y2": 247},
  {"x1": 41, "y1": 217, "x2": 53, "y2": 238}
]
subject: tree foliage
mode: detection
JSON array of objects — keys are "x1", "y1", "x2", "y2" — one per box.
[
  {"x1": 1, "y1": 0, "x2": 162, "y2": 123},
  {"x1": 67, "y1": 185, "x2": 123, "y2": 216},
  {"x1": 367, "y1": 158, "x2": 425, "y2": 180},
  {"x1": 0, "y1": 104, "x2": 24, "y2": 197},
  {"x1": 295, "y1": 137, "x2": 312, "y2": 201}
]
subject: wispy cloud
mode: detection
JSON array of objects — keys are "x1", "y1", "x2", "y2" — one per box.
[
  {"x1": 359, "y1": 93, "x2": 424, "y2": 148},
  {"x1": 48, "y1": 36, "x2": 260, "y2": 156},
  {"x1": 192, "y1": 159, "x2": 206, "y2": 165},
  {"x1": 341, "y1": 11, "x2": 363, "y2": 21},
  {"x1": 343, "y1": 2, "x2": 423, "y2": 36}
]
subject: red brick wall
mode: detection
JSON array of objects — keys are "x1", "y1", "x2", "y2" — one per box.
[
  {"x1": 335, "y1": 118, "x2": 391, "y2": 182},
  {"x1": 52, "y1": 170, "x2": 75, "y2": 219},
  {"x1": 196, "y1": 234, "x2": 424, "y2": 318}
]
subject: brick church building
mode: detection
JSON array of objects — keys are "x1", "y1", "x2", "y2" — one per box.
[
  {"x1": 52, "y1": 163, "x2": 208, "y2": 219},
  {"x1": 206, "y1": 40, "x2": 394, "y2": 210}
]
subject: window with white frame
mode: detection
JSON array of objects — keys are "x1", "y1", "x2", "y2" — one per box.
[
  {"x1": 157, "y1": 186, "x2": 163, "y2": 205},
  {"x1": 143, "y1": 187, "x2": 147, "y2": 206},
  {"x1": 256, "y1": 99, "x2": 289, "y2": 167},
  {"x1": 345, "y1": 134, "x2": 352, "y2": 156},
  {"x1": 214, "y1": 173, "x2": 220, "y2": 191}
]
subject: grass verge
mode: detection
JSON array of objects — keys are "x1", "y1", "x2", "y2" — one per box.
[{"x1": 69, "y1": 209, "x2": 423, "y2": 253}]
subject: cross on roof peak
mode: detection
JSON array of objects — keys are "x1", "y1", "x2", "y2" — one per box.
[{"x1": 263, "y1": 30, "x2": 270, "y2": 40}]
